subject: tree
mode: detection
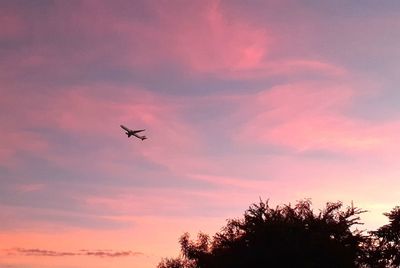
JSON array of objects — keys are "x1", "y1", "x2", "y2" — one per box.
[
  {"x1": 158, "y1": 199, "x2": 367, "y2": 268},
  {"x1": 363, "y1": 206, "x2": 400, "y2": 267},
  {"x1": 157, "y1": 257, "x2": 196, "y2": 268}
]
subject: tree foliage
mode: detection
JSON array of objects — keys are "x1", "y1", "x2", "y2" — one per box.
[
  {"x1": 361, "y1": 206, "x2": 400, "y2": 267},
  {"x1": 158, "y1": 199, "x2": 369, "y2": 268}
]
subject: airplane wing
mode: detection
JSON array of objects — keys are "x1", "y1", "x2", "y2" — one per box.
[
  {"x1": 120, "y1": 125, "x2": 131, "y2": 132},
  {"x1": 132, "y1": 129, "x2": 145, "y2": 134}
]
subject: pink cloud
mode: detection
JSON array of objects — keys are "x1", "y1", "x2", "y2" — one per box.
[
  {"x1": 264, "y1": 59, "x2": 346, "y2": 77},
  {"x1": 169, "y1": 1, "x2": 269, "y2": 74},
  {"x1": 34, "y1": 1, "x2": 270, "y2": 76},
  {"x1": 149, "y1": 1, "x2": 344, "y2": 79},
  {"x1": 0, "y1": 0, "x2": 348, "y2": 83},
  {"x1": 235, "y1": 81, "x2": 400, "y2": 154},
  {"x1": 144, "y1": 1, "x2": 346, "y2": 79}
]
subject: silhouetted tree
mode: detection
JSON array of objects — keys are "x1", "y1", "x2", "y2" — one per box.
[
  {"x1": 157, "y1": 257, "x2": 196, "y2": 268},
  {"x1": 361, "y1": 206, "x2": 400, "y2": 267},
  {"x1": 158, "y1": 199, "x2": 367, "y2": 268}
]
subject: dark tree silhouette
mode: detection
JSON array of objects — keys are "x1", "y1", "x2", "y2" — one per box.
[
  {"x1": 157, "y1": 257, "x2": 196, "y2": 268},
  {"x1": 158, "y1": 199, "x2": 367, "y2": 268},
  {"x1": 361, "y1": 206, "x2": 400, "y2": 267}
]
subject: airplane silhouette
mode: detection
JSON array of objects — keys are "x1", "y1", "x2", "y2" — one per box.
[{"x1": 120, "y1": 125, "x2": 147, "y2": 141}]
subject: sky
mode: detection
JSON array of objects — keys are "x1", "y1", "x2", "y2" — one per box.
[{"x1": 1, "y1": 0, "x2": 400, "y2": 267}]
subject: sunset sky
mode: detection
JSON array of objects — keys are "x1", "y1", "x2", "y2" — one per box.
[{"x1": 1, "y1": 1, "x2": 400, "y2": 267}]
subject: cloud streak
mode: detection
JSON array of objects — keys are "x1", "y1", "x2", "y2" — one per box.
[{"x1": 5, "y1": 248, "x2": 143, "y2": 258}]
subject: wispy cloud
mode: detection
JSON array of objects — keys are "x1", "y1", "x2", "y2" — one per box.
[
  {"x1": 15, "y1": 184, "x2": 45, "y2": 193},
  {"x1": 80, "y1": 249, "x2": 142, "y2": 258},
  {"x1": 7, "y1": 248, "x2": 76, "y2": 257},
  {"x1": 234, "y1": 81, "x2": 400, "y2": 154},
  {"x1": 5, "y1": 248, "x2": 143, "y2": 258}
]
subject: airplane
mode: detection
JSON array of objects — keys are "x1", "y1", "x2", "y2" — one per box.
[{"x1": 120, "y1": 125, "x2": 147, "y2": 141}]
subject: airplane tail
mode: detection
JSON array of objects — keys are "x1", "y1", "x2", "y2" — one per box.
[{"x1": 141, "y1": 136, "x2": 147, "y2": 141}]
